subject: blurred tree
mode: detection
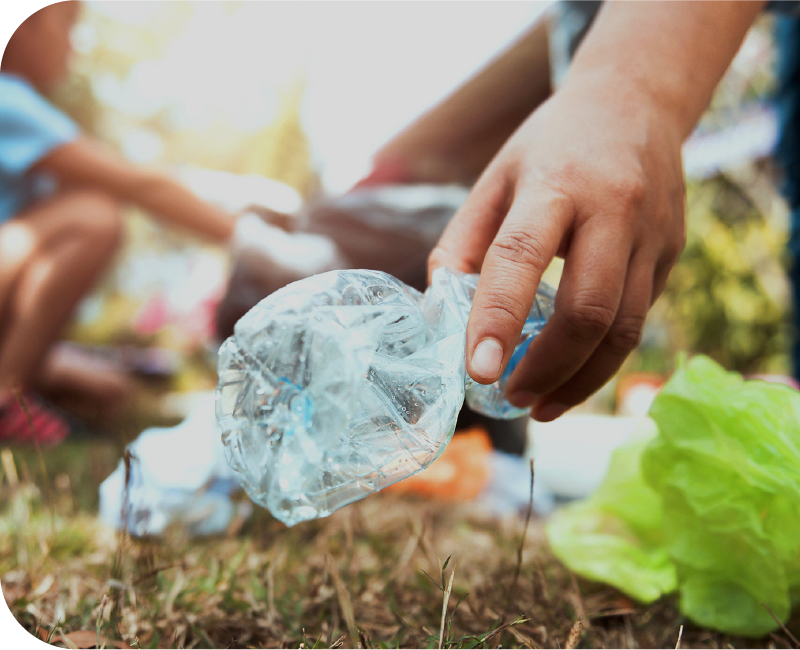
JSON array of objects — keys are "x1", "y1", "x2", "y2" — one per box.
[
  {"x1": 238, "y1": 81, "x2": 321, "y2": 199},
  {"x1": 661, "y1": 172, "x2": 791, "y2": 374},
  {"x1": 49, "y1": 3, "x2": 194, "y2": 143},
  {"x1": 50, "y1": 71, "x2": 103, "y2": 138}
]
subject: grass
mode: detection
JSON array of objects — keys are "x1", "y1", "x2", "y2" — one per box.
[{"x1": 2, "y1": 439, "x2": 800, "y2": 649}]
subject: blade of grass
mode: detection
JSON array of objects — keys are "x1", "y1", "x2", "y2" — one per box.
[
  {"x1": 96, "y1": 593, "x2": 107, "y2": 650},
  {"x1": 440, "y1": 555, "x2": 451, "y2": 591},
  {"x1": 446, "y1": 592, "x2": 469, "y2": 645},
  {"x1": 327, "y1": 554, "x2": 359, "y2": 647},
  {"x1": 761, "y1": 601, "x2": 800, "y2": 648},
  {"x1": 512, "y1": 459, "x2": 535, "y2": 592},
  {"x1": 1, "y1": 449, "x2": 19, "y2": 488},
  {"x1": 110, "y1": 448, "x2": 135, "y2": 637},
  {"x1": 330, "y1": 635, "x2": 345, "y2": 648},
  {"x1": 46, "y1": 622, "x2": 61, "y2": 644},
  {"x1": 770, "y1": 632, "x2": 796, "y2": 650},
  {"x1": 465, "y1": 615, "x2": 528, "y2": 647},
  {"x1": 392, "y1": 609, "x2": 425, "y2": 648},
  {"x1": 565, "y1": 618, "x2": 583, "y2": 649},
  {"x1": 421, "y1": 569, "x2": 444, "y2": 593},
  {"x1": 438, "y1": 566, "x2": 455, "y2": 649},
  {"x1": 12, "y1": 388, "x2": 55, "y2": 533}
]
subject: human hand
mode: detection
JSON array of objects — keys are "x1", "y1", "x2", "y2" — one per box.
[{"x1": 428, "y1": 69, "x2": 687, "y2": 421}]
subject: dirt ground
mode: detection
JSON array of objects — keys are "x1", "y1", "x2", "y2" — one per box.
[{"x1": 2, "y1": 438, "x2": 798, "y2": 650}]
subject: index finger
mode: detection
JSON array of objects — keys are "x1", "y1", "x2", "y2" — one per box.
[
  {"x1": 427, "y1": 169, "x2": 514, "y2": 282},
  {"x1": 466, "y1": 188, "x2": 573, "y2": 384}
]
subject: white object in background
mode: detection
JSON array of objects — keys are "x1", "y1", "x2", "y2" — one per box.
[
  {"x1": 528, "y1": 415, "x2": 657, "y2": 500},
  {"x1": 99, "y1": 392, "x2": 249, "y2": 537},
  {"x1": 475, "y1": 451, "x2": 556, "y2": 517},
  {"x1": 175, "y1": 166, "x2": 303, "y2": 216},
  {"x1": 683, "y1": 106, "x2": 778, "y2": 180},
  {"x1": 617, "y1": 383, "x2": 661, "y2": 418},
  {"x1": 231, "y1": 212, "x2": 347, "y2": 281}
]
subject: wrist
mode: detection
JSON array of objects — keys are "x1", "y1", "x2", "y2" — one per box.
[
  {"x1": 558, "y1": 65, "x2": 687, "y2": 142},
  {"x1": 562, "y1": 1, "x2": 765, "y2": 142}
]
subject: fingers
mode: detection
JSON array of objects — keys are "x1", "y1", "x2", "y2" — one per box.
[
  {"x1": 652, "y1": 231, "x2": 685, "y2": 303},
  {"x1": 519, "y1": 189, "x2": 683, "y2": 419},
  {"x1": 528, "y1": 252, "x2": 654, "y2": 421},
  {"x1": 503, "y1": 216, "x2": 634, "y2": 401},
  {"x1": 465, "y1": 188, "x2": 574, "y2": 383},
  {"x1": 430, "y1": 155, "x2": 681, "y2": 412},
  {"x1": 427, "y1": 169, "x2": 514, "y2": 281}
]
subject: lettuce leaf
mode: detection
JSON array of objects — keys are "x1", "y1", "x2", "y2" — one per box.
[{"x1": 546, "y1": 355, "x2": 800, "y2": 636}]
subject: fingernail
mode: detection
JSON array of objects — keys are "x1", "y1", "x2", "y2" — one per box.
[
  {"x1": 509, "y1": 390, "x2": 537, "y2": 408},
  {"x1": 534, "y1": 402, "x2": 568, "y2": 422},
  {"x1": 471, "y1": 338, "x2": 504, "y2": 380}
]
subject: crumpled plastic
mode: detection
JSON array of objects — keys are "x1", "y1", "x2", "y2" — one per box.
[
  {"x1": 99, "y1": 393, "x2": 249, "y2": 537},
  {"x1": 546, "y1": 355, "x2": 800, "y2": 636},
  {"x1": 216, "y1": 267, "x2": 554, "y2": 526}
]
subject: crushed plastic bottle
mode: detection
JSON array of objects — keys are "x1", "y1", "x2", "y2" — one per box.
[{"x1": 215, "y1": 267, "x2": 555, "y2": 526}]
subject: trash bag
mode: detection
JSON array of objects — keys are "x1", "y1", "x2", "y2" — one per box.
[
  {"x1": 547, "y1": 355, "x2": 800, "y2": 637},
  {"x1": 216, "y1": 184, "x2": 468, "y2": 340}
]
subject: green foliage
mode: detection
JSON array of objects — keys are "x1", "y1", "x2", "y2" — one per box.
[
  {"x1": 238, "y1": 81, "x2": 321, "y2": 199},
  {"x1": 662, "y1": 176, "x2": 790, "y2": 374}
]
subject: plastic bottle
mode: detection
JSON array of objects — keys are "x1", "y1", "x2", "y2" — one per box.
[{"x1": 216, "y1": 267, "x2": 554, "y2": 526}]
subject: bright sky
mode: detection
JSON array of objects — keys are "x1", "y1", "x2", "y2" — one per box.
[
  {"x1": 86, "y1": 1, "x2": 551, "y2": 192},
  {"x1": 1, "y1": 1, "x2": 552, "y2": 192},
  {"x1": 0, "y1": 0, "x2": 778, "y2": 193}
]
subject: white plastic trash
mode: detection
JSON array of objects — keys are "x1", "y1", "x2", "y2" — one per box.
[{"x1": 99, "y1": 392, "x2": 249, "y2": 537}]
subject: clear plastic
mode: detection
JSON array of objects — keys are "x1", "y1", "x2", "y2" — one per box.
[{"x1": 215, "y1": 267, "x2": 555, "y2": 526}]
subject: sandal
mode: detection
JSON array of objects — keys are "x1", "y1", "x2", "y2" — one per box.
[{"x1": 0, "y1": 391, "x2": 70, "y2": 446}]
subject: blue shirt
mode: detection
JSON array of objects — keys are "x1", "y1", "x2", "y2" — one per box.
[{"x1": 0, "y1": 73, "x2": 79, "y2": 223}]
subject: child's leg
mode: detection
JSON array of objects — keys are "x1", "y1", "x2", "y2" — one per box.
[
  {"x1": 0, "y1": 189, "x2": 122, "y2": 390},
  {"x1": 33, "y1": 342, "x2": 135, "y2": 424}
]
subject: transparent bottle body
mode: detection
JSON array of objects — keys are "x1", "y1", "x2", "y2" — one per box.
[{"x1": 216, "y1": 267, "x2": 554, "y2": 526}]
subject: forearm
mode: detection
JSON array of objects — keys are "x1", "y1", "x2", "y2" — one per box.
[
  {"x1": 371, "y1": 18, "x2": 551, "y2": 184},
  {"x1": 129, "y1": 174, "x2": 235, "y2": 242},
  {"x1": 566, "y1": 0, "x2": 765, "y2": 140},
  {"x1": 35, "y1": 139, "x2": 237, "y2": 242}
]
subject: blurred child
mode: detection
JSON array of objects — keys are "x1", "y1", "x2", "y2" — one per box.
[{"x1": 0, "y1": 1, "x2": 239, "y2": 443}]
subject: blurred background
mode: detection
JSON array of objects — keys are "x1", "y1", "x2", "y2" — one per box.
[
  {"x1": 46, "y1": 1, "x2": 788, "y2": 409},
  {"x1": 51, "y1": 1, "x2": 556, "y2": 403},
  {"x1": 0, "y1": 0, "x2": 783, "y2": 472}
]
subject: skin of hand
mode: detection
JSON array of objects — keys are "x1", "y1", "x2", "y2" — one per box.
[{"x1": 428, "y1": 1, "x2": 765, "y2": 422}]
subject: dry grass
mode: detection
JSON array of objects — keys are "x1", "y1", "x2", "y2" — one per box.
[{"x1": 2, "y1": 441, "x2": 799, "y2": 649}]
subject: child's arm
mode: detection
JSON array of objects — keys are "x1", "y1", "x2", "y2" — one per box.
[{"x1": 32, "y1": 137, "x2": 236, "y2": 242}]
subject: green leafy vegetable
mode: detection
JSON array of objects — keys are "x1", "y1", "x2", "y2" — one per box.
[{"x1": 546, "y1": 355, "x2": 800, "y2": 636}]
